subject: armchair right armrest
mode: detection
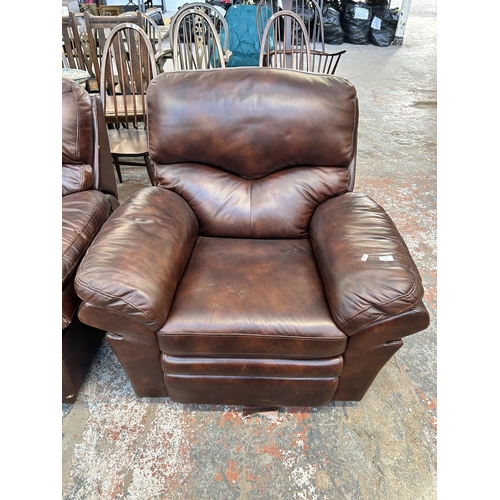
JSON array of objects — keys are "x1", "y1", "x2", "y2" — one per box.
[
  {"x1": 310, "y1": 192, "x2": 430, "y2": 400},
  {"x1": 310, "y1": 192, "x2": 428, "y2": 337}
]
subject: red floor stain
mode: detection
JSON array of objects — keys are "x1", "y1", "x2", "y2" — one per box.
[
  {"x1": 225, "y1": 460, "x2": 240, "y2": 484},
  {"x1": 292, "y1": 425, "x2": 309, "y2": 450},
  {"x1": 245, "y1": 471, "x2": 260, "y2": 482},
  {"x1": 256, "y1": 442, "x2": 283, "y2": 460},
  {"x1": 218, "y1": 410, "x2": 244, "y2": 428},
  {"x1": 430, "y1": 417, "x2": 437, "y2": 431},
  {"x1": 418, "y1": 388, "x2": 436, "y2": 410},
  {"x1": 290, "y1": 408, "x2": 311, "y2": 421}
]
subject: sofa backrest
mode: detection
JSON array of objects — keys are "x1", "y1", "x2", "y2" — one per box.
[
  {"x1": 62, "y1": 78, "x2": 118, "y2": 201},
  {"x1": 147, "y1": 67, "x2": 358, "y2": 238},
  {"x1": 62, "y1": 78, "x2": 95, "y2": 196}
]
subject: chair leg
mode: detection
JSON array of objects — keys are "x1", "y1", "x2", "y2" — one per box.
[
  {"x1": 144, "y1": 155, "x2": 155, "y2": 186},
  {"x1": 112, "y1": 155, "x2": 123, "y2": 183}
]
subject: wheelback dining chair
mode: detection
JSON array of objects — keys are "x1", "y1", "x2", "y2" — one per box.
[
  {"x1": 256, "y1": 0, "x2": 280, "y2": 45},
  {"x1": 62, "y1": 12, "x2": 87, "y2": 71},
  {"x1": 256, "y1": 0, "x2": 345, "y2": 75},
  {"x1": 169, "y1": 2, "x2": 232, "y2": 66},
  {"x1": 259, "y1": 11, "x2": 312, "y2": 71},
  {"x1": 74, "y1": 67, "x2": 430, "y2": 408},
  {"x1": 170, "y1": 8, "x2": 226, "y2": 70},
  {"x1": 292, "y1": 0, "x2": 346, "y2": 75},
  {"x1": 99, "y1": 22, "x2": 158, "y2": 184},
  {"x1": 83, "y1": 11, "x2": 168, "y2": 93},
  {"x1": 62, "y1": 78, "x2": 119, "y2": 404}
]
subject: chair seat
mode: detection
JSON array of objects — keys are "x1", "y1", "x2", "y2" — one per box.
[
  {"x1": 105, "y1": 94, "x2": 146, "y2": 121},
  {"x1": 158, "y1": 237, "x2": 348, "y2": 359},
  {"x1": 107, "y1": 128, "x2": 148, "y2": 156}
]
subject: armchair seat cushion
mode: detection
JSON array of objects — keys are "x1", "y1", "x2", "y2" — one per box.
[
  {"x1": 157, "y1": 237, "x2": 348, "y2": 358},
  {"x1": 62, "y1": 190, "x2": 111, "y2": 290}
]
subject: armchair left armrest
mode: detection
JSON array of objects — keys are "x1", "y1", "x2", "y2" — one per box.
[{"x1": 75, "y1": 187, "x2": 199, "y2": 334}]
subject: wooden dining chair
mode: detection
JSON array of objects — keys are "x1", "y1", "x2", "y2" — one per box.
[
  {"x1": 292, "y1": 0, "x2": 346, "y2": 75},
  {"x1": 137, "y1": 11, "x2": 172, "y2": 71},
  {"x1": 257, "y1": 0, "x2": 345, "y2": 75},
  {"x1": 99, "y1": 23, "x2": 158, "y2": 184},
  {"x1": 169, "y1": 3, "x2": 231, "y2": 65},
  {"x1": 62, "y1": 13, "x2": 87, "y2": 71},
  {"x1": 256, "y1": 0, "x2": 279, "y2": 45},
  {"x1": 84, "y1": 12, "x2": 141, "y2": 93},
  {"x1": 171, "y1": 9, "x2": 226, "y2": 70},
  {"x1": 259, "y1": 10, "x2": 312, "y2": 71},
  {"x1": 83, "y1": 12, "x2": 166, "y2": 85}
]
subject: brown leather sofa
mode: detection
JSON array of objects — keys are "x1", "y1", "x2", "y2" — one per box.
[
  {"x1": 74, "y1": 68, "x2": 429, "y2": 407},
  {"x1": 62, "y1": 78, "x2": 119, "y2": 404}
]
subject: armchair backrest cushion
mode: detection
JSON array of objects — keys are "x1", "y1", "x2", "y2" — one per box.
[
  {"x1": 62, "y1": 78, "x2": 94, "y2": 196},
  {"x1": 147, "y1": 67, "x2": 358, "y2": 238}
]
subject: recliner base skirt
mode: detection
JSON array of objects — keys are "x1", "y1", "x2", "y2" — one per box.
[{"x1": 161, "y1": 354, "x2": 343, "y2": 406}]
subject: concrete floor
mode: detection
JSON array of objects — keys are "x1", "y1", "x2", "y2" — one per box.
[{"x1": 62, "y1": 1, "x2": 437, "y2": 498}]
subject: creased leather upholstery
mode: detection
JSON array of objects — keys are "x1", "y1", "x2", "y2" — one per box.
[
  {"x1": 156, "y1": 163, "x2": 350, "y2": 238},
  {"x1": 76, "y1": 187, "x2": 199, "y2": 331},
  {"x1": 310, "y1": 192, "x2": 425, "y2": 336},
  {"x1": 62, "y1": 78, "x2": 94, "y2": 196},
  {"x1": 158, "y1": 237, "x2": 347, "y2": 358},
  {"x1": 148, "y1": 68, "x2": 358, "y2": 177},
  {"x1": 62, "y1": 190, "x2": 111, "y2": 290},
  {"x1": 150, "y1": 67, "x2": 357, "y2": 238}
]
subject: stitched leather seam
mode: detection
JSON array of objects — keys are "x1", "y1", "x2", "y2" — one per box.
[
  {"x1": 75, "y1": 282, "x2": 160, "y2": 329},
  {"x1": 159, "y1": 333, "x2": 346, "y2": 341},
  {"x1": 346, "y1": 300, "x2": 421, "y2": 337},
  {"x1": 340, "y1": 273, "x2": 420, "y2": 331},
  {"x1": 163, "y1": 351, "x2": 341, "y2": 358},
  {"x1": 341, "y1": 277, "x2": 416, "y2": 323},
  {"x1": 338, "y1": 242, "x2": 421, "y2": 330},
  {"x1": 165, "y1": 375, "x2": 339, "y2": 381}
]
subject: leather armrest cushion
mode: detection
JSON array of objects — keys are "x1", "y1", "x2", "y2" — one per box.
[
  {"x1": 62, "y1": 190, "x2": 112, "y2": 289},
  {"x1": 310, "y1": 192, "x2": 426, "y2": 336},
  {"x1": 75, "y1": 187, "x2": 199, "y2": 332}
]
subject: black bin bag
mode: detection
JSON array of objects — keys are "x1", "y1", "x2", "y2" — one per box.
[
  {"x1": 322, "y1": 5, "x2": 344, "y2": 45},
  {"x1": 341, "y1": 2, "x2": 372, "y2": 45},
  {"x1": 367, "y1": 0, "x2": 389, "y2": 7},
  {"x1": 370, "y1": 7, "x2": 399, "y2": 46}
]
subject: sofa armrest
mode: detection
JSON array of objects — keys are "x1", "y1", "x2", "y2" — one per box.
[
  {"x1": 310, "y1": 192, "x2": 428, "y2": 336},
  {"x1": 75, "y1": 187, "x2": 199, "y2": 333}
]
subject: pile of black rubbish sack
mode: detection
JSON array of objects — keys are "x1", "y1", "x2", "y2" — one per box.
[{"x1": 323, "y1": 0, "x2": 400, "y2": 47}]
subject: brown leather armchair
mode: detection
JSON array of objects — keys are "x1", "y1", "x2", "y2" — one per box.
[
  {"x1": 62, "y1": 78, "x2": 119, "y2": 404},
  {"x1": 74, "y1": 68, "x2": 429, "y2": 407}
]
